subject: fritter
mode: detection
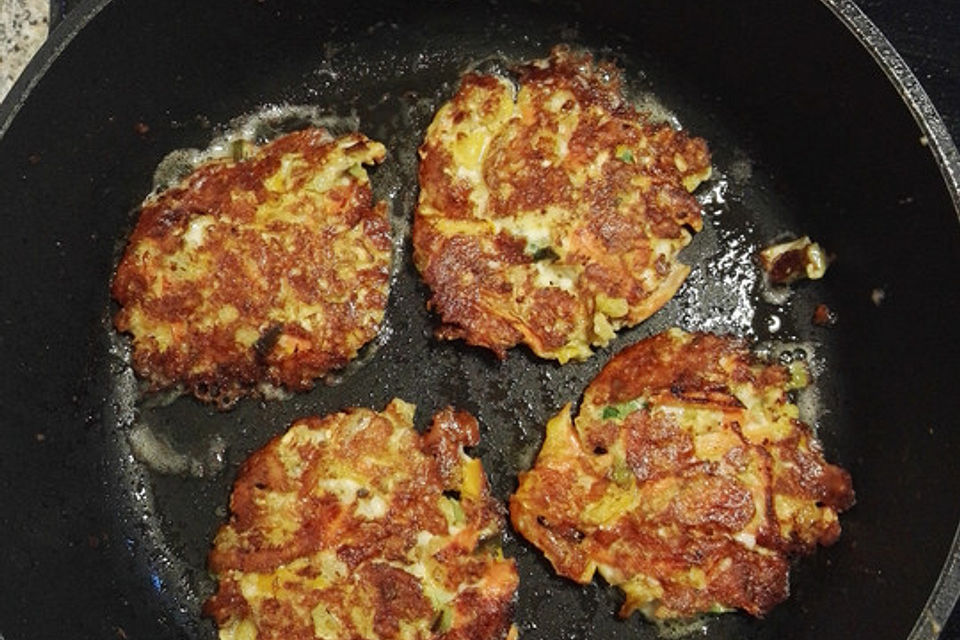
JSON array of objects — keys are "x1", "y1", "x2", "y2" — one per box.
[
  {"x1": 204, "y1": 399, "x2": 518, "y2": 640},
  {"x1": 414, "y1": 46, "x2": 711, "y2": 362},
  {"x1": 111, "y1": 128, "x2": 391, "y2": 408},
  {"x1": 510, "y1": 329, "x2": 854, "y2": 620}
]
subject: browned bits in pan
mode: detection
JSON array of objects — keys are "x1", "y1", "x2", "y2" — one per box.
[{"x1": 758, "y1": 236, "x2": 829, "y2": 285}]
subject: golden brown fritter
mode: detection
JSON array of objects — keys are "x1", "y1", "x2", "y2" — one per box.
[
  {"x1": 510, "y1": 329, "x2": 854, "y2": 620},
  {"x1": 204, "y1": 399, "x2": 518, "y2": 640},
  {"x1": 414, "y1": 46, "x2": 711, "y2": 362},
  {"x1": 111, "y1": 128, "x2": 391, "y2": 408}
]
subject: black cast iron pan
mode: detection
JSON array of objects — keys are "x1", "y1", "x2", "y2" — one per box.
[{"x1": 2, "y1": 1, "x2": 959, "y2": 638}]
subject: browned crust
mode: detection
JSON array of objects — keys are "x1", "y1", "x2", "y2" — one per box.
[
  {"x1": 585, "y1": 331, "x2": 755, "y2": 407},
  {"x1": 205, "y1": 400, "x2": 517, "y2": 640},
  {"x1": 414, "y1": 46, "x2": 711, "y2": 362},
  {"x1": 510, "y1": 329, "x2": 854, "y2": 620},
  {"x1": 111, "y1": 128, "x2": 391, "y2": 408}
]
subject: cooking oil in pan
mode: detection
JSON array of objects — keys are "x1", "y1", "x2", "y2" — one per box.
[
  {"x1": 673, "y1": 173, "x2": 760, "y2": 337},
  {"x1": 102, "y1": 315, "x2": 219, "y2": 627}
]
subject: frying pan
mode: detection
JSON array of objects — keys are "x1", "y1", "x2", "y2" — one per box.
[{"x1": 2, "y1": 1, "x2": 959, "y2": 638}]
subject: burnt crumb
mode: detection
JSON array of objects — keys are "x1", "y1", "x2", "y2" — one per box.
[
  {"x1": 811, "y1": 303, "x2": 837, "y2": 327},
  {"x1": 192, "y1": 380, "x2": 244, "y2": 411},
  {"x1": 871, "y1": 288, "x2": 886, "y2": 306},
  {"x1": 535, "y1": 515, "x2": 584, "y2": 542},
  {"x1": 254, "y1": 325, "x2": 284, "y2": 360},
  {"x1": 765, "y1": 247, "x2": 807, "y2": 284},
  {"x1": 758, "y1": 236, "x2": 828, "y2": 285}
]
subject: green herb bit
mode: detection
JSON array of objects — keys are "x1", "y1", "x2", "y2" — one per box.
[
  {"x1": 609, "y1": 458, "x2": 633, "y2": 486},
  {"x1": 601, "y1": 397, "x2": 647, "y2": 420},
  {"x1": 615, "y1": 145, "x2": 635, "y2": 164},
  {"x1": 440, "y1": 496, "x2": 466, "y2": 527}
]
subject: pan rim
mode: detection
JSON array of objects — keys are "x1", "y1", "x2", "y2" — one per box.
[
  {"x1": 822, "y1": 0, "x2": 960, "y2": 222},
  {"x1": 4, "y1": 0, "x2": 959, "y2": 215},
  {"x1": 0, "y1": 0, "x2": 109, "y2": 138},
  {"x1": 818, "y1": 5, "x2": 960, "y2": 637},
  {"x1": 1, "y1": 0, "x2": 958, "y2": 637}
]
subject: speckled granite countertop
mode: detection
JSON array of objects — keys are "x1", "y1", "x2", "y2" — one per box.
[{"x1": 0, "y1": 0, "x2": 48, "y2": 101}]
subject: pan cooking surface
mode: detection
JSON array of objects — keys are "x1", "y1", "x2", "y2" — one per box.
[
  {"x1": 2, "y1": 1, "x2": 959, "y2": 639},
  {"x1": 100, "y1": 13, "x2": 856, "y2": 640}
]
